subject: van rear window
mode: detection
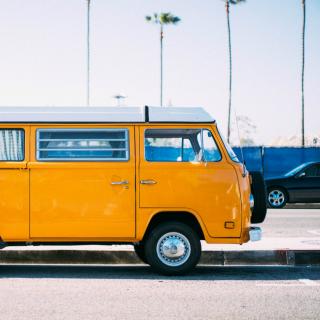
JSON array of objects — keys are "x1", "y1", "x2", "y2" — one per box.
[
  {"x1": 0, "y1": 129, "x2": 24, "y2": 161},
  {"x1": 36, "y1": 129, "x2": 129, "y2": 161}
]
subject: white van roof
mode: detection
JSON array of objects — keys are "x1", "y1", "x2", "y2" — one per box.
[{"x1": 0, "y1": 106, "x2": 215, "y2": 123}]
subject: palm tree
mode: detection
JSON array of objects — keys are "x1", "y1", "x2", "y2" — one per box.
[
  {"x1": 224, "y1": 0, "x2": 245, "y2": 143},
  {"x1": 145, "y1": 13, "x2": 181, "y2": 107},
  {"x1": 86, "y1": 0, "x2": 91, "y2": 106},
  {"x1": 301, "y1": 0, "x2": 306, "y2": 147}
]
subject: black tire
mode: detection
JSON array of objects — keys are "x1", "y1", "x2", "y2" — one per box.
[
  {"x1": 250, "y1": 171, "x2": 267, "y2": 223},
  {"x1": 133, "y1": 243, "x2": 148, "y2": 264},
  {"x1": 144, "y1": 222, "x2": 201, "y2": 276},
  {"x1": 267, "y1": 187, "x2": 287, "y2": 209}
]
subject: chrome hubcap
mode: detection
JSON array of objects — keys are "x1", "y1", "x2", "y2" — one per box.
[
  {"x1": 156, "y1": 232, "x2": 191, "y2": 267},
  {"x1": 268, "y1": 190, "x2": 285, "y2": 207}
]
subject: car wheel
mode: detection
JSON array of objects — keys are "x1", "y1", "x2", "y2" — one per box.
[
  {"x1": 144, "y1": 222, "x2": 201, "y2": 275},
  {"x1": 133, "y1": 243, "x2": 148, "y2": 264},
  {"x1": 267, "y1": 188, "x2": 287, "y2": 208}
]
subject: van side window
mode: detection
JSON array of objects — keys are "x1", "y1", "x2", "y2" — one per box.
[
  {"x1": 145, "y1": 129, "x2": 221, "y2": 162},
  {"x1": 37, "y1": 129, "x2": 129, "y2": 161},
  {"x1": 0, "y1": 129, "x2": 24, "y2": 161}
]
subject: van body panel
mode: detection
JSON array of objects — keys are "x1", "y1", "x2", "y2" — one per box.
[
  {"x1": 28, "y1": 125, "x2": 136, "y2": 238},
  {"x1": 0, "y1": 169, "x2": 29, "y2": 240},
  {"x1": 234, "y1": 164, "x2": 252, "y2": 243}
]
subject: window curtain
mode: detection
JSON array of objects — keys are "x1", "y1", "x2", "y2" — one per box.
[{"x1": 0, "y1": 130, "x2": 24, "y2": 161}]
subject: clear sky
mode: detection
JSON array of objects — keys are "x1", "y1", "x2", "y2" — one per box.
[{"x1": 0, "y1": 0, "x2": 319, "y2": 145}]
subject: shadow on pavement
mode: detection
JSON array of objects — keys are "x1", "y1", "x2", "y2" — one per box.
[{"x1": 0, "y1": 265, "x2": 319, "y2": 281}]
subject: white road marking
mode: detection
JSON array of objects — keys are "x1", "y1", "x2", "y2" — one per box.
[{"x1": 299, "y1": 279, "x2": 319, "y2": 286}]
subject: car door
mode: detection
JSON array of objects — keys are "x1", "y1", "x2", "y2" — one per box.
[
  {"x1": 29, "y1": 125, "x2": 136, "y2": 239},
  {"x1": 139, "y1": 125, "x2": 242, "y2": 238},
  {"x1": 0, "y1": 126, "x2": 29, "y2": 241},
  {"x1": 291, "y1": 164, "x2": 320, "y2": 202}
]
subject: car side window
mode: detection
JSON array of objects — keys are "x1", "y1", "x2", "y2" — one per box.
[
  {"x1": 304, "y1": 165, "x2": 319, "y2": 177},
  {"x1": 314, "y1": 165, "x2": 320, "y2": 177}
]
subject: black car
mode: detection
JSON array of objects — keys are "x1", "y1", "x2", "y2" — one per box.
[{"x1": 265, "y1": 162, "x2": 320, "y2": 208}]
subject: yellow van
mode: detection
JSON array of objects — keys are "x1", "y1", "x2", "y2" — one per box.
[{"x1": 0, "y1": 106, "x2": 266, "y2": 274}]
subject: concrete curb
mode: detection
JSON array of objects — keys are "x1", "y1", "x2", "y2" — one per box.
[{"x1": 0, "y1": 250, "x2": 319, "y2": 266}]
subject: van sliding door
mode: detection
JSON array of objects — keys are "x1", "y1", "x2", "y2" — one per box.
[{"x1": 29, "y1": 126, "x2": 136, "y2": 239}]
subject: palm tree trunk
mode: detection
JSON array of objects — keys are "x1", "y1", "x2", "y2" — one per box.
[
  {"x1": 87, "y1": 0, "x2": 91, "y2": 107},
  {"x1": 226, "y1": 0, "x2": 232, "y2": 143},
  {"x1": 301, "y1": 0, "x2": 306, "y2": 147},
  {"x1": 160, "y1": 24, "x2": 163, "y2": 107}
]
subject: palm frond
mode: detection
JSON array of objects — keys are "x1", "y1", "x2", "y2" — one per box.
[
  {"x1": 145, "y1": 13, "x2": 160, "y2": 23},
  {"x1": 159, "y1": 12, "x2": 181, "y2": 25},
  {"x1": 145, "y1": 12, "x2": 181, "y2": 25},
  {"x1": 172, "y1": 16, "x2": 181, "y2": 24},
  {"x1": 159, "y1": 12, "x2": 171, "y2": 24},
  {"x1": 228, "y1": 0, "x2": 246, "y2": 5}
]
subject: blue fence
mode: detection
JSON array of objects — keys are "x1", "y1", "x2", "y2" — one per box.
[{"x1": 233, "y1": 147, "x2": 320, "y2": 178}]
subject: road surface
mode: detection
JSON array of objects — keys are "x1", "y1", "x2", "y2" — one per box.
[
  {"x1": 256, "y1": 209, "x2": 320, "y2": 238},
  {"x1": 0, "y1": 265, "x2": 319, "y2": 320}
]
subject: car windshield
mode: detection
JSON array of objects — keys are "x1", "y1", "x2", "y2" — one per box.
[{"x1": 284, "y1": 163, "x2": 311, "y2": 177}]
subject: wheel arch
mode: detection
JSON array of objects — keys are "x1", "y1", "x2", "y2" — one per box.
[{"x1": 142, "y1": 211, "x2": 206, "y2": 242}]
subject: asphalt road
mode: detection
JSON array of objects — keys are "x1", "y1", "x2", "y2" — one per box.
[
  {"x1": 0, "y1": 265, "x2": 319, "y2": 320},
  {"x1": 256, "y1": 209, "x2": 320, "y2": 238}
]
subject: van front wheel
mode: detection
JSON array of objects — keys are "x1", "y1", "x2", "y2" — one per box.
[{"x1": 144, "y1": 222, "x2": 201, "y2": 275}]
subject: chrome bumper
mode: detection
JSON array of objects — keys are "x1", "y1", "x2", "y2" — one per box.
[{"x1": 249, "y1": 227, "x2": 262, "y2": 242}]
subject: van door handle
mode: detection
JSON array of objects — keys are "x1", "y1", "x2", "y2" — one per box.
[
  {"x1": 140, "y1": 179, "x2": 157, "y2": 185},
  {"x1": 111, "y1": 180, "x2": 129, "y2": 185}
]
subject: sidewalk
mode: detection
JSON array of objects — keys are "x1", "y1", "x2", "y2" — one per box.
[{"x1": 1, "y1": 237, "x2": 319, "y2": 266}]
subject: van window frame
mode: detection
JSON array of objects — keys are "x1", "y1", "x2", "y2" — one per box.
[
  {"x1": 36, "y1": 128, "x2": 130, "y2": 162},
  {"x1": 0, "y1": 128, "x2": 25, "y2": 162}
]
